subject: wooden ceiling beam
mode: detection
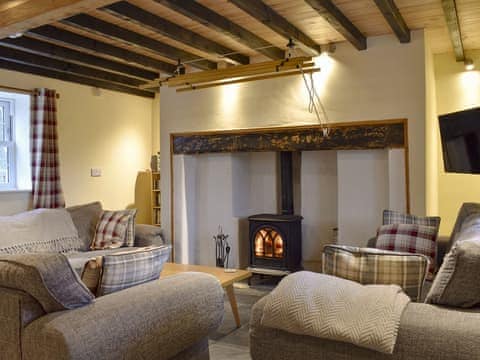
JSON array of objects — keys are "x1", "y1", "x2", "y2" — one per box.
[
  {"x1": 441, "y1": 0, "x2": 465, "y2": 61},
  {"x1": 304, "y1": 0, "x2": 366, "y2": 50},
  {"x1": 154, "y1": 0, "x2": 284, "y2": 60},
  {"x1": 373, "y1": 0, "x2": 410, "y2": 43},
  {"x1": 0, "y1": 0, "x2": 117, "y2": 39},
  {"x1": 102, "y1": 1, "x2": 249, "y2": 65},
  {"x1": 62, "y1": 14, "x2": 216, "y2": 70},
  {"x1": 0, "y1": 45, "x2": 146, "y2": 87},
  {"x1": 0, "y1": 36, "x2": 158, "y2": 80},
  {"x1": 28, "y1": 25, "x2": 176, "y2": 73},
  {"x1": 228, "y1": 0, "x2": 321, "y2": 56},
  {"x1": 0, "y1": 58, "x2": 154, "y2": 98}
]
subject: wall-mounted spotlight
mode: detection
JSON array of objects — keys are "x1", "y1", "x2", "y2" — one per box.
[
  {"x1": 8, "y1": 33, "x2": 23, "y2": 39},
  {"x1": 464, "y1": 58, "x2": 475, "y2": 71}
]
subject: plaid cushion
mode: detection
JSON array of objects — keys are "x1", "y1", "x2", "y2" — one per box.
[
  {"x1": 116, "y1": 209, "x2": 137, "y2": 247},
  {"x1": 322, "y1": 245, "x2": 429, "y2": 301},
  {"x1": 383, "y1": 209, "x2": 441, "y2": 234},
  {"x1": 376, "y1": 223, "x2": 437, "y2": 276},
  {"x1": 91, "y1": 211, "x2": 131, "y2": 250},
  {"x1": 96, "y1": 245, "x2": 171, "y2": 296}
]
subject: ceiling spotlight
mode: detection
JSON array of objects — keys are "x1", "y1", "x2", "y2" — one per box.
[
  {"x1": 464, "y1": 58, "x2": 475, "y2": 71},
  {"x1": 8, "y1": 32, "x2": 23, "y2": 39}
]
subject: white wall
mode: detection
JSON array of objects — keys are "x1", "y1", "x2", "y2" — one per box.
[
  {"x1": 160, "y1": 31, "x2": 427, "y2": 263},
  {"x1": 433, "y1": 50, "x2": 480, "y2": 235},
  {"x1": 301, "y1": 151, "x2": 337, "y2": 271},
  {"x1": 0, "y1": 69, "x2": 156, "y2": 222},
  {"x1": 337, "y1": 150, "x2": 389, "y2": 246}
]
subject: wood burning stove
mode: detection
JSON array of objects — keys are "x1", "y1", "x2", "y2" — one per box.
[
  {"x1": 248, "y1": 214, "x2": 302, "y2": 273},
  {"x1": 248, "y1": 151, "x2": 303, "y2": 274}
]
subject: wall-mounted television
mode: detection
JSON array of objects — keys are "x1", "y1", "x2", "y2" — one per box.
[{"x1": 439, "y1": 107, "x2": 480, "y2": 174}]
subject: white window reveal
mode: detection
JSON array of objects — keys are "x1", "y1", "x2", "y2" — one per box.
[
  {"x1": 0, "y1": 99, "x2": 15, "y2": 189},
  {"x1": 0, "y1": 92, "x2": 31, "y2": 192}
]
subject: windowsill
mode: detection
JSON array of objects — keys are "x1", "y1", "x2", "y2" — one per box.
[{"x1": 0, "y1": 189, "x2": 31, "y2": 194}]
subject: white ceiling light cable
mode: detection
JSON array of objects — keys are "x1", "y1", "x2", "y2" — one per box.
[{"x1": 286, "y1": 39, "x2": 329, "y2": 136}]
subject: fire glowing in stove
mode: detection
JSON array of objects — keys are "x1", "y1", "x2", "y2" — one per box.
[{"x1": 254, "y1": 227, "x2": 284, "y2": 258}]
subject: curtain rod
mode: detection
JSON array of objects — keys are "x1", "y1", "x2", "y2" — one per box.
[{"x1": 0, "y1": 85, "x2": 60, "y2": 98}]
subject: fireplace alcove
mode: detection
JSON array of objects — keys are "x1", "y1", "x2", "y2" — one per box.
[{"x1": 169, "y1": 119, "x2": 409, "y2": 269}]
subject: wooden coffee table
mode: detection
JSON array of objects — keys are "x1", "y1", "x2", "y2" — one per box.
[{"x1": 161, "y1": 263, "x2": 252, "y2": 328}]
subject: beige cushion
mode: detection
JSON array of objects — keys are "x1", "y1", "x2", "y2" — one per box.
[
  {"x1": 425, "y1": 222, "x2": 480, "y2": 308},
  {"x1": 0, "y1": 253, "x2": 94, "y2": 313},
  {"x1": 323, "y1": 245, "x2": 429, "y2": 301}
]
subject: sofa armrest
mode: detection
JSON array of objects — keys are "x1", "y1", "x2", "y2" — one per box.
[
  {"x1": 366, "y1": 237, "x2": 377, "y2": 248},
  {"x1": 134, "y1": 224, "x2": 164, "y2": 247},
  {"x1": 0, "y1": 287, "x2": 46, "y2": 360},
  {"x1": 22, "y1": 273, "x2": 224, "y2": 360}
]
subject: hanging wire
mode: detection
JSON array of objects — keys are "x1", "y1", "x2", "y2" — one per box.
[{"x1": 286, "y1": 38, "x2": 329, "y2": 135}]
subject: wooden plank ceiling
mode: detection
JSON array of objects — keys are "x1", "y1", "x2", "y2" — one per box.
[{"x1": 0, "y1": 0, "x2": 478, "y2": 98}]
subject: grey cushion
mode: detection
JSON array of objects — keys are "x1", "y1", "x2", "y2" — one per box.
[
  {"x1": 67, "y1": 202, "x2": 103, "y2": 251},
  {"x1": 447, "y1": 202, "x2": 480, "y2": 252},
  {"x1": 0, "y1": 253, "x2": 94, "y2": 313},
  {"x1": 135, "y1": 224, "x2": 164, "y2": 247},
  {"x1": 425, "y1": 220, "x2": 480, "y2": 308}
]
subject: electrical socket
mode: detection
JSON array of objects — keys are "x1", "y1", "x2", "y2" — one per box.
[{"x1": 90, "y1": 168, "x2": 102, "y2": 177}]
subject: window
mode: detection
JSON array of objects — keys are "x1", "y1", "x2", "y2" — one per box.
[
  {"x1": 0, "y1": 91, "x2": 31, "y2": 191},
  {"x1": 0, "y1": 99, "x2": 15, "y2": 189}
]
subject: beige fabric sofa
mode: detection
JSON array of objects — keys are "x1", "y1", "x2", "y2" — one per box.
[
  {"x1": 0, "y1": 203, "x2": 225, "y2": 359},
  {"x1": 250, "y1": 203, "x2": 480, "y2": 360},
  {"x1": 1, "y1": 272, "x2": 224, "y2": 360}
]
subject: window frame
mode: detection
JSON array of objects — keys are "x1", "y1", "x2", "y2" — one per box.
[{"x1": 0, "y1": 98, "x2": 16, "y2": 190}]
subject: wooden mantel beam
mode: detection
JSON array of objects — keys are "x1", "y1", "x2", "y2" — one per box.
[
  {"x1": 228, "y1": 0, "x2": 321, "y2": 56},
  {"x1": 374, "y1": 0, "x2": 410, "y2": 43},
  {"x1": 0, "y1": 0, "x2": 117, "y2": 39},
  {"x1": 441, "y1": 0, "x2": 465, "y2": 62},
  {"x1": 304, "y1": 0, "x2": 366, "y2": 50}
]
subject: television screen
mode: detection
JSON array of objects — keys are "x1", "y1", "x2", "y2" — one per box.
[{"x1": 439, "y1": 107, "x2": 480, "y2": 174}]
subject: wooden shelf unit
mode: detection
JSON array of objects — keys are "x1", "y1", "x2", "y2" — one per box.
[{"x1": 150, "y1": 171, "x2": 161, "y2": 226}]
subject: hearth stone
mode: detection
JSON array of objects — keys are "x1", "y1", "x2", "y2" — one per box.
[{"x1": 248, "y1": 214, "x2": 303, "y2": 274}]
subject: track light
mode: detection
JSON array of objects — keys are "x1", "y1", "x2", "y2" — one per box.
[
  {"x1": 174, "y1": 59, "x2": 186, "y2": 76},
  {"x1": 464, "y1": 58, "x2": 475, "y2": 71}
]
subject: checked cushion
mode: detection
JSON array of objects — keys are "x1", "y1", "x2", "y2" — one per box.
[
  {"x1": 376, "y1": 223, "x2": 437, "y2": 277},
  {"x1": 323, "y1": 245, "x2": 429, "y2": 301}
]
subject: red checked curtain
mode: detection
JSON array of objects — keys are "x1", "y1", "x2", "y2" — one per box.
[{"x1": 31, "y1": 89, "x2": 65, "y2": 209}]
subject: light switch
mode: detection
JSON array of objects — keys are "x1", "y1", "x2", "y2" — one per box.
[{"x1": 91, "y1": 168, "x2": 102, "y2": 177}]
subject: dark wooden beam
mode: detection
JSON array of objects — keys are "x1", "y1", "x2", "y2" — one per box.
[
  {"x1": 28, "y1": 25, "x2": 176, "y2": 74},
  {"x1": 0, "y1": 46, "x2": 146, "y2": 87},
  {"x1": 62, "y1": 14, "x2": 216, "y2": 70},
  {"x1": 441, "y1": 0, "x2": 465, "y2": 61},
  {"x1": 103, "y1": 1, "x2": 248, "y2": 65},
  {"x1": 0, "y1": 36, "x2": 158, "y2": 80},
  {"x1": 228, "y1": 0, "x2": 320, "y2": 55},
  {"x1": 373, "y1": 0, "x2": 410, "y2": 43},
  {"x1": 304, "y1": 0, "x2": 366, "y2": 50},
  {"x1": 154, "y1": 0, "x2": 284, "y2": 60},
  {"x1": 172, "y1": 121, "x2": 406, "y2": 154},
  {"x1": 0, "y1": 59, "x2": 154, "y2": 98},
  {"x1": 0, "y1": 0, "x2": 117, "y2": 39}
]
